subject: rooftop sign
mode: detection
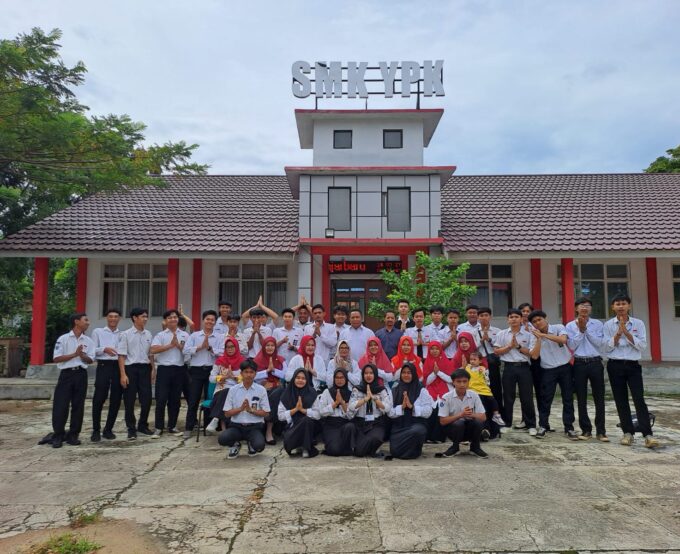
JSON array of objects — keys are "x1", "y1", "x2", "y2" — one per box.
[{"x1": 291, "y1": 60, "x2": 444, "y2": 99}]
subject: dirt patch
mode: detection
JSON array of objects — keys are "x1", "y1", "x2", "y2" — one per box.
[
  {"x1": 0, "y1": 519, "x2": 163, "y2": 553},
  {"x1": 0, "y1": 400, "x2": 51, "y2": 414}
]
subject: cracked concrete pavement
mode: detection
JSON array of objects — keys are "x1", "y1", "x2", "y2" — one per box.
[{"x1": 0, "y1": 396, "x2": 679, "y2": 553}]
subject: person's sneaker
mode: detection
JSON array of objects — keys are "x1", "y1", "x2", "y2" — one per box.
[
  {"x1": 644, "y1": 435, "x2": 660, "y2": 449},
  {"x1": 535, "y1": 427, "x2": 546, "y2": 439},
  {"x1": 167, "y1": 428, "x2": 180, "y2": 435},
  {"x1": 481, "y1": 428, "x2": 491, "y2": 441},
  {"x1": 247, "y1": 443, "x2": 258, "y2": 457},
  {"x1": 514, "y1": 420, "x2": 527, "y2": 430},
  {"x1": 596, "y1": 434, "x2": 610, "y2": 443},
  {"x1": 292, "y1": 447, "x2": 303, "y2": 456},
  {"x1": 302, "y1": 450, "x2": 310, "y2": 458},
  {"x1": 127, "y1": 429, "x2": 137, "y2": 441},
  {"x1": 620, "y1": 433, "x2": 634, "y2": 446},
  {"x1": 90, "y1": 430, "x2": 101, "y2": 443},
  {"x1": 528, "y1": 427, "x2": 537, "y2": 436},
  {"x1": 227, "y1": 442, "x2": 241, "y2": 459},
  {"x1": 65, "y1": 436, "x2": 81, "y2": 446},
  {"x1": 102, "y1": 430, "x2": 116, "y2": 440},
  {"x1": 137, "y1": 426, "x2": 154, "y2": 436},
  {"x1": 578, "y1": 432, "x2": 592, "y2": 441},
  {"x1": 470, "y1": 446, "x2": 489, "y2": 459},
  {"x1": 206, "y1": 418, "x2": 219, "y2": 434},
  {"x1": 565, "y1": 430, "x2": 580, "y2": 441},
  {"x1": 492, "y1": 413, "x2": 506, "y2": 426},
  {"x1": 500, "y1": 425, "x2": 511, "y2": 434},
  {"x1": 52, "y1": 436, "x2": 63, "y2": 449},
  {"x1": 182, "y1": 430, "x2": 193, "y2": 440},
  {"x1": 151, "y1": 429, "x2": 162, "y2": 440},
  {"x1": 442, "y1": 444, "x2": 460, "y2": 457}
]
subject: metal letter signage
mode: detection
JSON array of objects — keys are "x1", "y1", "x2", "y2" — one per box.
[{"x1": 292, "y1": 60, "x2": 444, "y2": 99}]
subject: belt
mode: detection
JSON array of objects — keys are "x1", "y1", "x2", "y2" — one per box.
[
  {"x1": 574, "y1": 356, "x2": 601, "y2": 363},
  {"x1": 608, "y1": 359, "x2": 640, "y2": 365},
  {"x1": 503, "y1": 361, "x2": 529, "y2": 368}
]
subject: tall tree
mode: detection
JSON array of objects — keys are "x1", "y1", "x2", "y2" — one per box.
[{"x1": 645, "y1": 145, "x2": 680, "y2": 173}]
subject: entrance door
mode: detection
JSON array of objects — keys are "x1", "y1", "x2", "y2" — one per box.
[{"x1": 331, "y1": 279, "x2": 389, "y2": 330}]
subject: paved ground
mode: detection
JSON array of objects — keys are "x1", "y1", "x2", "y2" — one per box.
[{"x1": 0, "y1": 397, "x2": 679, "y2": 553}]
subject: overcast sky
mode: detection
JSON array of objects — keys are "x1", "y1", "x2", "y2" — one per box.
[{"x1": 3, "y1": 1, "x2": 680, "y2": 175}]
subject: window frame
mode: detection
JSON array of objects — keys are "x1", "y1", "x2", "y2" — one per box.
[
  {"x1": 385, "y1": 187, "x2": 411, "y2": 232},
  {"x1": 333, "y1": 130, "x2": 352, "y2": 149},
  {"x1": 101, "y1": 263, "x2": 168, "y2": 317},
  {"x1": 327, "y1": 187, "x2": 352, "y2": 231},
  {"x1": 672, "y1": 263, "x2": 680, "y2": 319},
  {"x1": 217, "y1": 263, "x2": 289, "y2": 315},
  {"x1": 383, "y1": 129, "x2": 403, "y2": 149},
  {"x1": 463, "y1": 263, "x2": 514, "y2": 314},
  {"x1": 557, "y1": 263, "x2": 630, "y2": 319}
]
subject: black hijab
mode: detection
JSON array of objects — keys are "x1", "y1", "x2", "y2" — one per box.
[
  {"x1": 392, "y1": 362, "x2": 424, "y2": 409},
  {"x1": 355, "y1": 364, "x2": 385, "y2": 416},
  {"x1": 327, "y1": 368, "x2": 351, "y2": 403},
  {"x1": 280, "y1": 368, "x2": 318, "y2": 416}
]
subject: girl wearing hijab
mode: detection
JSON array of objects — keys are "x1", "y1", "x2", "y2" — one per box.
[
  {"x1": 287, "y1": 336, "x2": 327, "y2": 390},
  {"x1": 348, "y1": 364, "x2": 393, "y2": 457},
  {"x1": 359, "y1": 337, "x2": 396, "y2": 387},
  {"x1": 391, "y1": 335, "x2": 423, "y2": 381},
  {"x1": 253, "y1": 336, "x2": 287, "y2": 444},
  {"x1": 314, "y1": 368, "x2": 356, "y2": 456},
  {"x1": 422, "y1": 340, "x2": 455, "y2": 442},
  {"x1": 326, "y1": 340, "x2": 361, "y2": 387},
  {"x1": 206, "y1": 336, "x2": 243, "y2": 433},
  {"x1": 277, "y1": 368, "x2": 321, "y2": 458},
  {"x1": 387, "y1": 362, "x2": 433, "y2": 459},
  {"x1": 451, "y1": 331, "x2": 485, "y2": 371}
]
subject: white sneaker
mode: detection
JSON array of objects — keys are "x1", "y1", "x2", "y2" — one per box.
[
  {"x1": 492, "y1": 413, "x2": 506, "y2": 426},
  {"x1": 500, "y1": 426, "x2": 511, "y2": 434},
  {"x1": 151, "y1": 429, "x2": 162, "y2": 439},
  {"x1": 302, "y1": 450, "x2": 310, "y2": 458},
  {"x1": 206, "y1": 418, "x2": 219, "y2": 434},
  {"x1": 528, "y1": 427, "x2": 538, "y2": 436},
  {"x1": 292, "y1": 447, "x2": 303, "y2": 456}
]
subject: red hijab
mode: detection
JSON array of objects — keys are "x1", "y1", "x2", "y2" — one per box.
[
  {"x1": 422, "y1": 340, "x2": 455, "y2": 400},
  {"x1": 451, "y1": 331, "x2": 487, "y2": 369},
  {"x1": 253, "y1": 336, "x2": 285, "y2": 385},
  {"x1": 214, "y1": 336, "x2": 244, "y2": 369},
  {"x1": 297, "y1": 335, "x2": 317, "y2": 368},
  {"x1": 359, "y1": 337, "x2": 393, "y2": 374},
  {"x1": 391, "y1": 335, "x2": 423, "y2": 378}
]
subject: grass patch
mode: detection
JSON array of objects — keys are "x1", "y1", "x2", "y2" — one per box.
[
  {"x1": 28, "y1": 532, "x2": 101, "y2": 554},
  {"x1": 67, "y1": 506, "x2": 101, "y2": 528}
]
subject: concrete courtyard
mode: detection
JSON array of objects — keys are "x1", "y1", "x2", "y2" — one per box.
[{"x1": 0, "y1": 395, "x2": 679, "y2": 553}]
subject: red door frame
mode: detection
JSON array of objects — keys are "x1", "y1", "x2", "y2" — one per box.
[
  {"x1": 560, "y1": 258, "x2": 575, "y2": 324},
  {"x1": 645, "y1": 257, "x2": 662, "y2": 362}
]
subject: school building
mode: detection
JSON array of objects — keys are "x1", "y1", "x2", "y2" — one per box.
[{"x1": 2, "y1": 103, "x2": 680, "y2": 365}]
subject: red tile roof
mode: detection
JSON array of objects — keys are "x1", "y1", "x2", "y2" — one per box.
[
  {"x1": 0, "y1": 175, "x2": 299, "y2": 254},
  {"x1": 441, "y1": 173, "x2": 680, "y2": 252}
]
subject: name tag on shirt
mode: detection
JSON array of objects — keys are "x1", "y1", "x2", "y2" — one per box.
[{"x1": 365, "y1": 414, "x2": 375, "y2": 422}]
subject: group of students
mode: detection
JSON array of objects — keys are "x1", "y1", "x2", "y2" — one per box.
[{"x1": 42, "y1": 292, "x2": 660, "y2": 458}]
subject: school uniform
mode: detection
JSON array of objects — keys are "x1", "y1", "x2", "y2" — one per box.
[
  {"x1": 285, "y1": 355, "x2": 326, "y2": 389},
  {"x1": 438, "y1": 389, "x2": 486, "y2": 449},
  {"x1": 404, "y1": 326, "x2": 434, "y2": 360},
  {"x1": 439, "y1": 326, "x2": 458, "y2": 359},
  {"x1": 277, "y1": 386, "x2": 321, "y2": 457},
  {"x1": 52, "y1": 331, "x2": 94, "y2": 442},
  {"x1": 214, "y1": 318, "x2": 230, "y2": 336},
  {"x1": 217, "y1": 383, "x2": 271, "y2": 452},
  {"x1": 272, "y1": 326, "x2": 304, "y2": 363},
  {"x1": 566, "y1": 317, "x2": 607, "y2": 435},
  {"x1": 603, "y1": 316, "x2": 653, "y2": 436},
  {"x1": 494, "y1": 328, "x2": 537, "y2": 428},
  {"x1": 347, "y1": 387, "x2": 393, "y2": 456},
  {"x1": 314, "y1": 389, "x2": 356, "y2": 456},
  {"x1": 326, "y1": 359, "x2": 361, "y2": 389},
  {"x1": 242, "y1": 325, "x2": 273, "y2": 357},
  {"x1": 473, "y1": 324, "x2": 503, "y2": 413},
  {"x1": 208, "y1": 365, "x2": 241, "y2": 424},
  {"x1": 303, "y1": 321, "x2": 338, "y2": 361},
  {"x1": 221, "y1": 332, "x2": 248, "y2": 357},
  {"x1": 396, "y1": 316, "x2": 415, "y2": 331},
  {"x1": 91, "y1": 326, "x2": 122, "y2": 434},
  {"x1": 151, "y1": 328, "x2": 190, "y2": 431},
  {"x1": 182, "y1": 331, "x2": 224, "y2": 431},
  {"x1": 466, "y1": 364, "x2": 501, "y2": 438},
  {"x1": 118, "y1": 327, "x2": 153, "y2": 432},
  {"x1": 387, "y1": 387, "x2": 433, "y2": 459},
  {"x1": 424, "y1": 322, "x2": 446, "y2": 344},
  {"x1": 339, "y1": 325, "x2": 375, "y2": 362},
  {"x1": 374, "y1": 326, "x2": 403, "y2": 360}
]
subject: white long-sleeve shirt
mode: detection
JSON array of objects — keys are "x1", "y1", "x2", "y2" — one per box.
[
  {"x1": 277, "y1": 397, "x2": 321, "y2": 425},
  {"x1": 303, "y1": 321, "x2": 338, "y2": 361},
  {"x1": 255, "y1": 362, "x2": 287, "y2": 384},
  {"x1": 272, "y1": 326, "x2": 304, "y2": 363},
  {"x1": 326, "y1": 358, "x2": 361, "y2": 388},
  {"x1": 602, "y1": 316, "x2": 647, "y2": 360},
  {"x1": 286, "y1": 354, "x2": 326, "y2": 389},
  {"x1": 387, "y1": 387, "x2": 434, "y2": 419},
  {"x1": 347, "y1": 387, "x2": 393, "y2": 419},
  {"x1": 404, "y1": 326, "x2": 435, "y2": 359},
  {"x1": 314, "y1": 388, "x2": 352, "y2": 419},
  {"x1": 182, "y1": 331, "x2": 224, "y2": 367},
  {"x1": 566, "y1": 318, "x2": 605, "y2": 358},
  {"x1": 339, "y1": 325, "x2": 375, "y2": 361},
  {"x1": 91, "y1": 327, "x2": 120, "y2": 360},
  {"x1": 242, "y1": 326, "x2": 272, "y2": 358}
]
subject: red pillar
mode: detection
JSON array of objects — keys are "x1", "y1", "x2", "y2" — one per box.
[
  {"x1": 191, "y1": 259, "x2": 203, "y2": 327},
  {"x1": 30, "y1": 257, "x2": 49, "y2": 365},
  {"x1": 321, "y1": 254, "x2": 330, "y2": 312},
  {"x1": 167, "y1": 258, "x2": 179, "y2": 308},
  {"x1": 560, "y1": 258, "x2": 575, "y2": 324},
  {"x1": 645, "y1": 257, "x2": 662, "y2": 362},
  {"x1": 530, "y1": 258, "x2": 542, "y2": 309},
  {"x1": 75, "y1": 258, "x2": 88, "y2": 313}
]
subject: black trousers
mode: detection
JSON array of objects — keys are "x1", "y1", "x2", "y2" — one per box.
[
  {"x1": 209, "y1": 388, "x2": 230, "y2": 421},
  {"x1": 573, "y1": 358, "x2": 606, "y2": 435},
  {"x1": 479, "y1": 394, "x2": 501, "y2": 438},
  {"x1": 389, "y1": 420, "x2": 428, "y2": 459},
  {"x1": 283, "y1": 416, "x2": 319, "y2": 457},
  {"x1": 322, "y1": 417, "x2": 356, "y2": 456},
  {"x1": 92, "y1": 360, "x2": 122, "y2": 432},
  {"x1": 486, "y1": 354, "x2": 504, "y2": 413},
  {"x1": 218, "y1": 422, "x2": 266, "y2": 452},
  {"x1": 353, "y1": 417, "x2": 385, "y2": 457},
  {"x1": 123, "y1": 363, "x2": 152, "y2": 431},
  {"x1": 426, "y1": 404, "x2": 446, "y2": 442},
  {"x1": 538, "y1": 363, "x2": 575, "y2": 431},
  {"x1": 185, "y1": 365, "x2": 212, "y2": 430},
  {"x1": 444, "y1": 418, "x2": 483, "y2": 449},
  {"x1": 502, "y1": 362, "x2": 536, "y2": 428},
  {"x1": 52, "y1": 367, "x2": 88, "y2": 440},
  {"x1": 607, "y1": 359, "x2": 653, "y2": 436},
  {"x1": 154, "y1": 365, "x2": 185, "y2": 430}
]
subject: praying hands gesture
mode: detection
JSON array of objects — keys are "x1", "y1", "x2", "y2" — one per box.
[
  {"x1": 291, "y1": 395, "x2": 307, "y2": 416},
  {"x1": 432, "y1": 361, "x2": 439, "y2": 375},
  {"x1": 614, "y1": 316, "x2": 633, "y2": 345},
  {"x1": 333, "y1": 389, "x2": 347, "y2": 412},
  {"x1": 304, "y1": 358, "x2": 316, "y2": 377},
  {"x1": 267, "y1": 356, "x2": 275, "y2": 373},
  {"x1": 402, "y1": 391, "x2": 413, "y2": 410},
  {"x1": 240, "y1": 399, "x2": 251, "y2": 413},
  {"x1": 577, "y1": 315, "x2": 588, "y2": 333}
]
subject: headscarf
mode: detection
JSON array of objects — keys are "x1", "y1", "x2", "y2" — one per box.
[
  {"x1": 355, "y1": 363, "x2": 385, "y2": 416},
  {"x1": 279, "y1": 368, "x2": 319, "y2": 419},
  {"x1": 391, "y1": 335, "x2": 423, "y2": 378},
  {"x1": 392, "y1": 362, "x2": 424, "y2": 409},
  {"x1": 451, "y1": 331, "x2": 487, "y2": 369},
  {"x1": 253, "y1": 336, "x2": 285, "y2": 386},
  {"x1": 214, "y1": 336, "x2": 244, "y2": 369},
  {"x1": 359, "y1": 337, "x2": 393, "y2": 375},
  {"x1": 328, "y1": 368, "x2": 351, "y2": 403},
  {"x1": 332, "y1": 340, "x2": 353, "y2": 371},
  {"x1": 422, "y1": 340, "x2": 455, "y2": 401},
  {"x1": 297, "y1": 335, "x2": 317, "y2": 368}
]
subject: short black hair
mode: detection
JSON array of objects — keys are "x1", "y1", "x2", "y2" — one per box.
[
  {"x1": 452, "y1": 368, "x2": 471, "y2": 381},
  {"x1": 129, "y1": 307, "x2": 148, "y2": 320},
  {"x1": 281, "y1": 308, "x2": 295, "y2": 317},
  {"x1": 312, "y1": 304, "x2": 325, "y2": 312},
  {"x1": 518, "y1": 302, "x2": 534, "y2": 311},
  {"x1": 465, "y1": 304, "x2": 479, "y2": 312},
  {"x1": 69, "y1": 312, "x2": 88, "y2": 327},
  {"x1": 429, "y1": 305, "x2": 445, "y2": 314},
  {"x1": 218, "y1": 300, "x2": 232, "y2": 308},
  {"x1": 178, "y1": 316, "x2": 188, "y2": 328},
  {"x1": 202, "y1": 309, "x2": 218, "y2": 320},
  {"x1": 574, "y1": 296, "x2": 592, "y2": 307},
  {"x1": 333, "y1": 305, "x2": 349, "y2": 315},
  {"x1": 412, "y1": 307, "x2": 426, "y2": 317},
  {"x1": 478, "y1": 306, "x2": 492, "y2": 316},
  {"x1": 507, "y1": 308, "x2": 522, "y2": 317},
  {"x1": 227, "y1": 314, "x2": 241, "y2": 322},
  {"x1": 397, "y1": 299, "x2": 410, "y2": 306},
  {"x1": 384, "y1": 309, "x2": 396, "y2": 317},
  {"x1": 349, "y1": 309, "x2": 362, "y2": 316},
  {"x1": 447, "y1": 308, "x2": 460, "y2": 316},
  {"x1": 104, "y1": 308, "x2": 121, "y2": 317},
  {"x1": 240, "y1": 358, "x2": 257, "y2": 372},
  {"x1": 162, "y1": 309, "x2": 180, "y2": 319},
  {"x1": 469, "y1": 351, "x2": 481, "y2": 359},
  {"x1": 249, "y1": 308, "x2": 265, "y2": 317},
  {"x1": 528, "y1": 309, "x2": 547, "y2": 322},
  {"x1": 611, "y1": 293, "x2": 632, "y2": 304}
]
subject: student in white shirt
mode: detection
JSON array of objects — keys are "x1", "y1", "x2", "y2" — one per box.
[
  {"x1": 404, "y1": 308, "x2": 433, "y2": 360},
  {"x1": 303, "y1": 304, "x2": 337, "y2": 361},
  {"x1": 440, "y1": 308, "x2": 460, "y2": 358},
  {"x1": 224, "y1": 314, "x2": 248, "y2": 356},
  {"x1": 314, "y1": 368, "x2": 355, "y2": 456},
  {"x1": 291, "y1": 296, "x2": 313, "y2": 328},
  {"x1": 395, "y1": 299, "x2": 415, "y2": 331},
  {"x1": 240, "y1": 295, "x2": 279, "y2": 332},
  {"x1": 348, "y1": 364, "x2": 393, "y2": 457},
  {"x1": 603, "y1": 294, "x2": 658, "y2": 448},
  {"x1": 277, "y1": 368, "x2": 321, "y2": 458},
  {"x1": 423, "y1": 305, "x2": 446, "y2": 346},
  {"x1": 253, "y1": 336, "x2": 288, "y2": 445},
  {"x1": 205, "y1": 336, "x2": 243, "y2": 434},
  {"x1": 273, "y1": 308, "x2": 304, "y2": 363},
  {"x1": 213, "y1": 300, "x2": 233, "y2": 335},
  {"x1": 90, "y1": 308, "x2": 122, "y2": 442},
  {"x1": 326, "y1": 340, "x2": 361, "y2": 387},
  {"x1": 477, "y1": 306, "x2": 503, "y2": 415},
  {"x1": 332, "y1": 305, "x2": 350, "y2": 338},
  {"x1": 339, "y1": 310, "x2": 375, "y2": 362},
  {"x1": 286, "y1": 335, "x2": 327, "y2": 390},
  {"x1": 49, "y1": 313, "x2": 95, "y2": 448},
  {"x1": 243, "y1": 308, "x2": 273, "y2": 357}
]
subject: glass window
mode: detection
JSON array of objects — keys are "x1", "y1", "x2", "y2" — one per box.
[
  {"x1": 219, "y1": 265, "x2": 239, "y2": 279},
  {"x1": 104, "y1": 264, "x2": 124, "y2": 279},
  {"x1": 242, "y1": 264, "x2": 264, "y2": 279},
  {"x1": 673, "y1": 264, "x2": 680, "y2": 280},
  {"x1": 383, "y1": 129, "x2": 403, "y2": 149},
  {"x1": 333, "y1": 130, "x2": 352, "y2": 149},
  {"x1": 465, "y1": 264, "x2": 513, "y2": 312},
  {"x1": 387, "y1": 188, "x2": 410, "y2": 232},
  {"x1": 101, "y1": 263, "x2": 167, "y2": 317},
  {"x1": 558, "y1": 263, "x2": 629, "y2": 319},
  {"x1": 674, "y1": 281, "x2": 680, "y2": 318},
  {"x1": 217, "y1": 264, "x2": 288, "y2": 317},
  {"x1": 328, "y1": 187, "x2": 351, "y2": 231}
]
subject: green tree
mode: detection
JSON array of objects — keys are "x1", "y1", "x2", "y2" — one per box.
[
  {"x1": 367, "y1": 251, "x2": 477, "y2": 322},
  {"x1": 645, "y1": 145, "x2": 680, "y2": 173}
]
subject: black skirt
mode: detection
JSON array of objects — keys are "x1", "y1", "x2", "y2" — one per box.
[
  {"x1": 352, "y1": 416, "x2": 385, "y2": 457},
  {"x1": 283, "y1": 415, "x2": 319, "y2": 457},
  {"x1": 389, "y1": 418, "x2": 428, "y2": 459},
  {"x1": 322, "y1": 416, "x2": 355, "y2": 457}
]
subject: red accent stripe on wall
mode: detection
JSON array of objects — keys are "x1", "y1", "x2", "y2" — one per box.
[
  {"x1": 530, "y1": 258, "x2": 542, "y2": 310},
  {"x1": 191, "y1": 259, "x2": 202, "y2": 329},
  {"x1": 75, "y1": 258, "x2": 88, "y2": 313},
  {"x1": 560, "y1": 258, "x2": 575, "y2": 324},
  {"x1": 167, "y1": 258, "x2": 179, "y2": 309},
  {"x1": 645, "y1": 258, "x2": 662, "y2": 362},
  {"x1": 30, "y1": 257, "x2": 49, "y2": 365}
]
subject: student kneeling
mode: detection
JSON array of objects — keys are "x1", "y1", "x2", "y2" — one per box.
[
  {"x1": 438, "y1": 368, "x2": 488, "y2": 459},
  {"x1": 315, "y1": 368, "x2": 356, "y2": 456},
  {"x1": 219, "y1": 359, "x2": 270, "y2": 459},
  {"x1": 278, "y1": 368, "x2": 321, "y2": 458},
  {"x1": 348, "y1": 364, "x2": 393, "y2": 457}
]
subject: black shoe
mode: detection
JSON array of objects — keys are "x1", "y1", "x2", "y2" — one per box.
[
  {"x1": 470, "y1": 446, "x2": 489, "y2": 459},
  {"x1": 52, "y1": 436, "x2": 63, "y2": 449},
  {"x1": 91, "y1": 430, "x2": 101, "y2": 443},
  {"x1": 38, "y1": 433, "x2": 54, "y2": 445},
  {"x1": 265, "y1": 438, "x2": 277, "y2": 445},
  {"x1": 137, "y1": 426, "x2": 154, "y2": 436},
  {"x1": 65, "y1": 436, "x2": 81, "y2": 446},
  {"x1": 127, "y1": 429, "x2": 137, "y2": 441},
  {"x1": 247, "y1": 443, "x2": 258, "y2": 457},
  {"x1": 535, "y1": 427, "x2": 547, "y2": 439},
  {"x1": 565, "y1": 429, "x2": 580, "y2": 441},
  {"x1": 102, "y1": 429, "x2": 116, "y2": 440},
  {"x1": 481, "y1": 429, "x2": 491, "y2": 442},
  {"x1": 372, "y1": 451, "x2": 385, "y2": 459},
  {"x1": 442, "y1": 444, "x2": 460, "y2": 458}
]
